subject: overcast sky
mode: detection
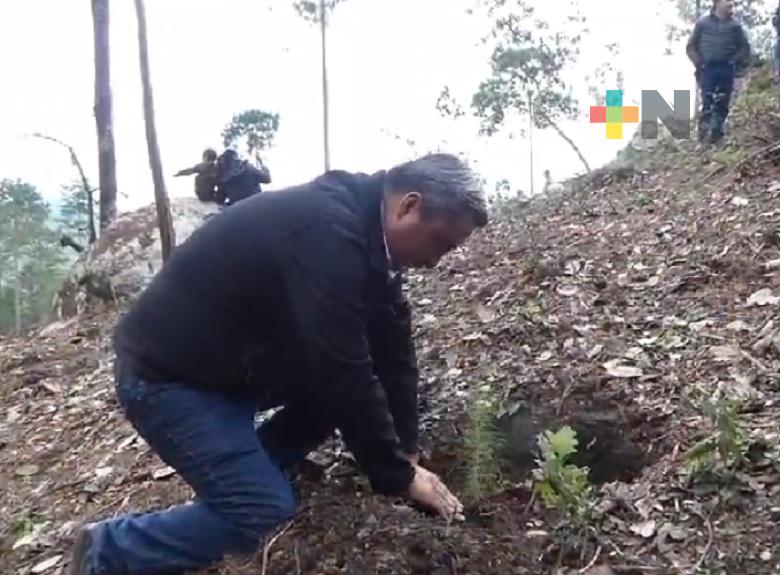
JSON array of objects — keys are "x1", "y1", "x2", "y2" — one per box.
[{"x1": 0, "y1": 0, "x2": 693, "y2": 211}]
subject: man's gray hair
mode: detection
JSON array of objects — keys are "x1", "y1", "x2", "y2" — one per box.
[{"x1": 385, "y1": 153, "x2": 488, "y2": 227}]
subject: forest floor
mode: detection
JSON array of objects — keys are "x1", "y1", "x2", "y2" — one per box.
[{"x1": 2, "y1": 71, "x2": 780, "y2": 575}]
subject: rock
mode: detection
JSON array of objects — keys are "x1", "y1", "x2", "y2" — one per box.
[
  {"x1": 152, "y1": 466, "x2": 176, "y2": 480},
  {"x1": 747, "y1": 288, "x2": 780, "y2": 307},
  {"x1": 15, "y1": 463, "x2": 41, "y2": 477},
  {"x1": 54, "y1": 198, "x2": 219, "y2": 318},
  {"x1": 31, "y1": 555, "x2": 62, "y2": 573},
  {"x1": 603, "y1": 360, "x2": 643, "y2": 378},
  {"x1": 630, "y1": 519, "x2": 657, "y2": 538}
]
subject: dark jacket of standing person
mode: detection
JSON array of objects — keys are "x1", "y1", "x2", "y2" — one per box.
[
  {"x1": 772, "y1": 2, "x2": 780, "y2": 73},
  {"x1": 686, "y1": 11, "x2": 750, "y2": 71},
  {"x1": 774, "y1": 2, "x2": 780, "y2": 34},
  {"x1": 215, "y1": 150, "x2": 271, "y2": 206}
]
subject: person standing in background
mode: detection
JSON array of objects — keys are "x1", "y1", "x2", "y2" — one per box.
[{"x1": 686, "y1": 0, "x2": 750, "y2": 144}]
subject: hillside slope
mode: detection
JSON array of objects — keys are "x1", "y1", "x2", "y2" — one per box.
[{"x1": 2, "y1": 73, "x2": 780, "y2": 574}]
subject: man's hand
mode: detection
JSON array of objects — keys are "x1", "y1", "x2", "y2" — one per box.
[{"x1": 407, "y1": 464, "x2": 463, "y2": 520}]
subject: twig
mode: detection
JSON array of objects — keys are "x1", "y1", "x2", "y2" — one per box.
[
  {"x1": 294, "y1": 542, "x2": 302, "y2": 575},
  {"x1": 96, "y1": 484, "x2": 144, "y2": 516},
  {"x1": 579, "y1": 544, "x2": 602, "y2": 573},
  {"x1": 688, "y1": 510, "x2": 713, "y2": 574},
  {"x1": 716, "y1": 140, "x2": 780, "y2": 182},
  {"x1": 49, "y1": 477, "x2": 89, "y2": 494},
  {"x1": 261, "y1": 521, "x2": 294, "y2": 575},
  {"x1": 557, "y1": 373, "x2": 576, "y2": 416},
  {"x1": 523, "y1": 487, "x2": 537, "y2": 516},
  {"x1": 590, "y1": 529, "x2": 625, "y2": 560},
  {"x1": 741, "y1": 350, "x2": 770, "y2": 374}
]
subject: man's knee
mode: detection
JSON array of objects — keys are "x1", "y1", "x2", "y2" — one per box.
[{"x1": 219, "y1": 485, "x2": 298, "y2": 553}]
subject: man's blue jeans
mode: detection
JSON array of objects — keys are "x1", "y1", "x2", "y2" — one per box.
[
  {"x1": 699, "y1": 61, "x2": 735, "y2": 143},
  {"x1": 775, "y1": 40, "x2": 780, "y2": 78},
  {"x1": 87, "y1": 365, "x2": 332, "y2": 574}
]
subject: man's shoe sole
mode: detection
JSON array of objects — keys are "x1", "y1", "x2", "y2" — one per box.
[{"x1": 66, "y1": 527, "x2": 93, "y2": 575}]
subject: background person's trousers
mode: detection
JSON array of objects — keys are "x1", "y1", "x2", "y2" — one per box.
[
  {"x1": 699, "y1": 61, "x2": 735, "y2": 143},
  {"x1": 87, "y1": 365, "x2": 333, "y2": 574}
]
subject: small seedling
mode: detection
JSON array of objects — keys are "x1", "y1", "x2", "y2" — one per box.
[
  {"x1": 11, "y1": 515, "x2": 35, "y2": 539},
  {"x1": 685, "y1": 396, "x2": 747, "y2": 477},
  {"x1": 533, "y1": 426, "x2": 594, "y2": 526},
  {"x1": 462, "y1": 387, "x2": 506, "y2": 503}
]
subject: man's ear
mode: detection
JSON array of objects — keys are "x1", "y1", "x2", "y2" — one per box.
[{"x1": 396, "y1": 192, "x2": 422, "y2": 219}]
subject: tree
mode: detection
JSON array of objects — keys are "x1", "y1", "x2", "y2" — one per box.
[
  {"x1": 18, "y1": 240, "x2": 66, "y2": 328},
  {"x1": 441, "y1": 0, "x2": 592, "y2": 179},
  {"x1": 134, "y1": 0, "x2": 175, "y2": 262},
  {"x1": 92, "y1": 0, "x2": 118, "y2": 229},
  {"x1": 58, "y1": 180, "x2": 97, "y2": 249},
  {"x1": 31, "y1": 133, "x2": 97, "y2": 244},
  {"x1": 294, "y1": 0, "x2": 347, "y2": 171},
  {"x1": 221, "y1": 110, "x2": 280, "y2": 161},
  {"x1": 0, "y1": 180, "x2": 63, "y2": 333}
]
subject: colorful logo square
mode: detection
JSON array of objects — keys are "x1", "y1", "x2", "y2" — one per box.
[
  {"x1": 606, "y1": 90, "x2": 623, "y2": 107},
  {"x1": 590, "y1": 106, "x2": 606, "y2": 123},
  {"x1": 606, "y1": 106, "x2": 622, "y2": 123},
  {"x1": 622, "y1": 106, "x2": 639, "y2": 123},
  {"x1": 606, "y1": 123, "x2": 623, "y2": 139},
  {"x1": 589, "y1": 90, "x2": 639, "y2": 139}
]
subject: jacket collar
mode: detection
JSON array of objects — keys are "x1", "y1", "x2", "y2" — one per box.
[
  {"x1": 356, "y1": 171, "x2": 396, "y2": 280},
  {"x1": 322, "y1": 169, "x2": 394, "y2": 280}
]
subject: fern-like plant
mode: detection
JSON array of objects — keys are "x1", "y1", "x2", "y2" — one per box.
[
  {"x1": 462, "y1": 388, "x2": 506, "y2": 503},
  {"x1": 685, "y1": 396, "x2": 747, "y2": 476}
]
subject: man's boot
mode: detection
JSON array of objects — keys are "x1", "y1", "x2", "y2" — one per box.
[{"x1": 66, "y1": 527, "x2": 95, "y2": 575}]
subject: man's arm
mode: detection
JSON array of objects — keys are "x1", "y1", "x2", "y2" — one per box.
[
  {"x1": 367, "y1": 279, "x2": 419, "y2": 457},
  {"x1": 174, "y1": 163, "x2": 202, "y2": 177},
  {"x1": 279, "y1": 218, "x2": 414, "y2": 495},
  {"x1": 734, "y1": 23, "x2": 751, "y2": 71},
  {"x1": 686, "y1": 21, "x2": 703, "y2": 67}
]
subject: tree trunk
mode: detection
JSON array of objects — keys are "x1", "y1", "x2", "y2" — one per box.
[
  {"x1": 528, "y1": 90, "x2": 535, "y2": 196},
  {"x1": 134, "y1": 0, "x2": 175, "y2": 262},
  {"x1": 72, "y1": 149, "x2": 97, "y2": 244},
  {"x1": 13, "y1": 252, "x2": 21, "y2": 333},
  {"x1": 320, "y1": 0, "x2": 331, "y2": 171},
  {"x1": 693, "y1": 0, "x2": 701, "y2": 127},
  {"x1": 32, "y1": 134, "x2": 97, "y2": 243},
  {"x1": 12, "y1": 204, "x2": 21, "y2": 333},
  {"x1": 538, "y1": 111, "x2": 591, "y2": 174},
  {"x1": 92, "y1": 0, "x2": 118, "y2": 230}
]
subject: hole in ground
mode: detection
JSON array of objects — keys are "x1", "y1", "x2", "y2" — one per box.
[
  {"x1": 426, "y1": 399, "x2": 668, "y2": 491},
  {"x1": 497, "y1": 402, "x2": 648, "y2": 484}
]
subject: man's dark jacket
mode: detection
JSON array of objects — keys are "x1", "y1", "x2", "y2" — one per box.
[
  {"x1": 114, "y1": 170, "x2": 418, "y2": 494},
  {"x1": 686, "y1": 13, "x2": 750, "y2": 69}
]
